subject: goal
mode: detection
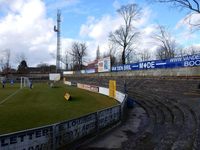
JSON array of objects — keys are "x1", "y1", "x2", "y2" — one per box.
[{"x1": 20, "y1": 77, "x2": 31, "y2": 89}]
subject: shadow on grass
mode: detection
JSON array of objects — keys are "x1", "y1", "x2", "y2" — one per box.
[{"x1": 50, "y1": 86, "x2": 62, "y2": 89}]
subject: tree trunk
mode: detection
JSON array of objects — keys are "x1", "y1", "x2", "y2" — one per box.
[{"x1": 122, "y1": 50, "x2": 126, "y2": 64}]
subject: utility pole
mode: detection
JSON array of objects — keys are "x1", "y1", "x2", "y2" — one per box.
[{"x1": 54, "y1": 10, "x2": 61, "y2": 72}]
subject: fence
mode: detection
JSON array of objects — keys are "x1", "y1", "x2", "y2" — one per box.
[{"x1": 0, "y1": 82, "x2": 127, "y2": 150}]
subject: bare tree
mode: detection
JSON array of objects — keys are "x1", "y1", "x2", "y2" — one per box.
[
  {"x1": 184, "y1": 45, "x2": 200, "y2": 55},
  {"x1": 109, "y1": 3, "x2": 141, "y2": 64},
  {"x1": 151, "y1": 0, "x2": 200, "y2": 29},
  {"x1": 153, "y1": 25, "x2": 179, "y2": 59},
  {"x1": 137, "y1": 49, "x2": 151, "y2": 61},
  {"x1": 189, "y1": 45, "x2": 200, "y2": 54},
  {"x1": 70, "y1": 42, "x2": 87, "y2": 70},
  {"x1": 152, "y1": 0, "x2": 200, "y2": 13},
  {"x1": 16, "y1": 52, "x2": 27, "y2": 64},
  {"x1": 50, "y1": 50, "x2": 69, "y2": 70},
  {"x1": 17, "y1": 60, "x2": 29, "y2": 74},
  {"x1": 0, "y1": 49, "x2": 11, "y2": 74},
  {"x1": 60, "y1": 50, "x2": 69, "y2": 70}
]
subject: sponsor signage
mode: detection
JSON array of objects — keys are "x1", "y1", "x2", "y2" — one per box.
[
  {"x1": 0, "y1": 127, "x2": 53, "y2": 150},
  {"x1": 0, "y1": 105, "x2": 121, "y2": 150},
  {"x1": 98, "y1": 106, "x2": 120, "y2": 129},
  {"x1": 63, "y1": 71, "x2": 74, "y2": 75},
  {"x1": 85, "y1": 69, "x2": 95, "y2": 74},
  {"x1": 55, "y1": 114, "x2": 97, "y2": 146},
  {"x1": 49, "y1": 73, "x2": 61, "y2": 81},
  {"x1": 115, "y1": 91, "x2": 125, "y2": 103},
  {"x1": 89, "y1": 85, "x2": 99, "y2": 93},
  {"x1": 65, "y1": 81, "x2": 72, "y2": 86},
  {"x1": 112, "y1": 54, "x2": 200, "y2": 71},
  {"x1": 98, "y1": 57, "x2": 111, "y2": 72},
  {"x1": 81, "y1": 69, "x2": 96, "y2": 74},
  {"x1": 99, "y1": 87, "x2": 109, "y2": 96},
  {"x1": 77, "y1": 83, "x2": 99, "y2": 92},
  {"x1": 77, "y1": 83, "x2": 84, "y2": 89}
]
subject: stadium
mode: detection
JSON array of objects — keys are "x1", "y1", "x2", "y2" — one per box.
[
  {"x1": 1, "y1": 1, "x2": 200, "y2": 150},
  {"x1": 0, "y1": 53, "x2": 200, "y2": 150}
]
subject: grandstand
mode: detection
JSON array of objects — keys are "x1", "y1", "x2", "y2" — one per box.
[
  {"x1": 62, "y1": 53, "x2": 200, "y2": 149},
  {"x1": 65, "y1": 74, "x2": 200, "y2": 149}
]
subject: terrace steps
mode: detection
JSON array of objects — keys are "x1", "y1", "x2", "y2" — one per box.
[{"x1": 66, "y1": 76, "x2": 200, "y2": 150}]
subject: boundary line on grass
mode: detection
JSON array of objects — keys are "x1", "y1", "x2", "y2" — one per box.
[{"x1": 0, "y1": 89, "x2": 21, "y2": 105}]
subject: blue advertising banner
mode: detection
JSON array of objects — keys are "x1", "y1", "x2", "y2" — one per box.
[{"x1": 112, "y1": 54, "x2": 200, "y2": 72}]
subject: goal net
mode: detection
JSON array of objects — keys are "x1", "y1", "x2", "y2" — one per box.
[{"x1": 20, "y1": 77, "x2": 31, "y2": 89}]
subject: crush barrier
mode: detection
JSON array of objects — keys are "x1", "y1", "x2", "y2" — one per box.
[{"x1": 0, "y1": 82, "x2": 127, "y2": 150}]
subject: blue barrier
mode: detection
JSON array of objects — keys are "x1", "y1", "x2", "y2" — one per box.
[
  {"x1": 112, "y1": 54, "x2": 200, "y2": 72},
  {"x1": 127, "y1": 98, "x2": 134, "y2": 108}
]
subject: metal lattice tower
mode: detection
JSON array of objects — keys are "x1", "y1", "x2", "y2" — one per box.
[{"x1": 54, "y1": 10, "x2": 61, "y2": 72}]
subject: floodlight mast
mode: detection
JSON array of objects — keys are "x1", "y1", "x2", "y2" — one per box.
[{"x1": 54, "y1": 10, "x2": 61, "y2": 73}]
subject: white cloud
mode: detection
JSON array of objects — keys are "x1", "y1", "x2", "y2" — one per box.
[
  {"x1": 79, "y1": 14, "x2": 123, "y2": 60},
  {"x1": 135, "y1": 7, "x2": 152, "y2": 27},
  {"x1": 80, "y1": 15, "x2": 122, "y2": 40},
  {"x1": 112, "y1": 0, "x2": 120, "y2": 9},
  {"x1": 175, "y1": 12, "x2": 200, "y2": 47},
  {"x1": 0, "y1": 0, "x2": 156, "y2": 69},
  {"x1": 79, "y1": 6, "x2": 155, "y2": 61},
  {"x1": 0, "y1": 0, "x2": 58, "y2": 67},
  {"x1": 176, "y1": 13, "x2": 200, "y2": 30},
  {"x1": 138, "y1": 24, "x2": 157, "y2": 47},
  {"x1": 46, "y1": 0, "x2": 80, "y2": 10}
]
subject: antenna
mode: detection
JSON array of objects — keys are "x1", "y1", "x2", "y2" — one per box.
[{"x1": 54, "y1": 9, "x2": 61, "y2": 72}]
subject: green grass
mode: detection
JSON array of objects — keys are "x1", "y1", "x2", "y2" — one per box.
[{"x1": 0, "y1": 83, "x2": 118, "y2": 134}]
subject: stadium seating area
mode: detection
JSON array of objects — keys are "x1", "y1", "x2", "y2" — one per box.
[{"x1": 66, "y1": 75, "x2": 200, "y2": 149}]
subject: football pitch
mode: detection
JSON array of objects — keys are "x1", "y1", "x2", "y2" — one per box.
[{"x1": 0, "y1": 83, "x2": 118, "y2": 134}]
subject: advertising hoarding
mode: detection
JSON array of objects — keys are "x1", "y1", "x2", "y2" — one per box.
[
  {"x1": 49, "y1": 73, "x2": 61, "y2": 81},
  {"x1": 63, "y1": 71, "x2": 74, "y2": 75},
  {"x1": 77, "y1": 83, "x2": 99, "y2": 92},
  {"x1": 98, "y1": 57, "x2": 111, "y2": 72},
  {"x1": 112, "y1": 54, "x2": 200, "y2": 72}
]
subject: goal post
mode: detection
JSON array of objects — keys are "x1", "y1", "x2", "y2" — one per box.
[{"x1": 20, "y1": 77, "x2": 31, "y2": 89}]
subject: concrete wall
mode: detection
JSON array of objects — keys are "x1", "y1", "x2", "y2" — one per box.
[{"x1": 0, "y1": 105, "x2": 121, "y2": 150}]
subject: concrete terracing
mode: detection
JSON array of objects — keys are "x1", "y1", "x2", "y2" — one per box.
[{"x1": 65, "y1": 74, "x2": 200, "y2": 150}]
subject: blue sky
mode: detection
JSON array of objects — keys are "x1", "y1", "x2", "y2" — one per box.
[
  {"x1": 0, "y1": 0, "x2": 199, "y2": 67},
  {"x1": 47, "y1": 0, "x2": 199, "y2": 49},
  {"x1": 48, "y1": 0, "x2": 187, "y2": 39}
]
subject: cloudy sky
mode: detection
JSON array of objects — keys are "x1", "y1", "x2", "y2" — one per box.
[{"x1": 0, "y1": 0, "x2": 199, "y2": 68}]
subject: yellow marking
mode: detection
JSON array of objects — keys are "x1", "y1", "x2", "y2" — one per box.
[
  {"x1": 64, "y1": 92, "x2": 71, "y2": 101},
  {"x1": 109, "y1": 80, "x2": 116, "y2": 98}
]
